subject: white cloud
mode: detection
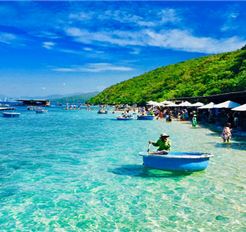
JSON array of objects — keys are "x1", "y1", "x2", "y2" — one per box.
[
  {"x1": 69, "y1": 12, "x2": 92, "y2": 21},
  {"x1": 159, "y1": 8, "x2": 181, "y2": 24},
  {"x1": 35, "y1": 31, "x2": 60, "y2": 39},
  {"x1": 86, "y1": 63, "x2": 133, "y2": 72},
  {"x1": 53, "y1": 63, "x2": 134, "y2": 73},
  {"x1": 42, "y1": 41, "x2": 55, "y2": 50},
  {"x1": 66, "y1": 27, "x2": 144, "y2": 46},
  {"x1": 130, "y1": 48, "x2": 141, "y2": 55},
  {"x1": 83, "y1": 47, "x2": 93, "y2": 51},
  {"x1": 229, "y1": 12, "x2": 239, "y2": 19},
  {"x1": 103, "y1": 10, "x2": 157, "y2": 27},
  {"x1": 0, "y1": 32, "x2": 17, "y2": 44},
  {"x1": 221, "y1": 10, "x2": 240, "y2": 32},
  {"x1": 53, "y1": 67, "x2": 75, "y2": 72},
  {"x1": 57, "y1": 48, "x2": 83, "y2": 55},
  {"x1": 69, "y1": 8, "x2": 181, "y2": 29},
  {"x1": 66, "y1": 27, "x2": 246, "y2": 54},
  {"x1": 144, "y1": 29, "x2": 246, "y2": 53}
]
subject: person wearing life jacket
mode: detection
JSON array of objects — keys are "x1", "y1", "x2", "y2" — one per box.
[{"x1": 149, "y1": 133, "x2": 171, "y2": 154}]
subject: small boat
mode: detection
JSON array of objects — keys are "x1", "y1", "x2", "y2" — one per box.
[
  {"x1": 98, "y1": 110, "x2": 108, "y2": 114},
  {"x1": 0, "y1": 107, "x2": 16, "y2": 111},
  {"x1": 139, "y1": 152, "x2": 213, "y2": 172},
  {"x1": 117, "y1": 116, "x2": 133, "y2": 120},
  {"x1": 27, "y1": 106, "x2": 35, "y2": 111},
  {"x1": 2, "y1": 112, "x2": 20, "y2": 118},
  {"x1": 35, "y1": 108, "x2": 48, "y2": 114},
  {"x1": 137, "y1": 115, "x2": 155, "y2": 120}
]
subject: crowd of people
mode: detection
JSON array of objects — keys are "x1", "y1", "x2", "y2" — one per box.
[
  {"x1": 116, "y1": 104, "x2": 244, "y2": 146},
  {"x1": 94, "y1": 103, "x2": 244, "y2": 151}
]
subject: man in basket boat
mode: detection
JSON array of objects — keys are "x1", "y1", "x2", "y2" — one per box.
[{"x1": 148, "y1": 133, "x2": 171, "y2": 155}]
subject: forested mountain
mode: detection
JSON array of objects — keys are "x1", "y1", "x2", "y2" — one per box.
[{"x1": 88, "y1": 46, "x2": 246, "y2": 105}]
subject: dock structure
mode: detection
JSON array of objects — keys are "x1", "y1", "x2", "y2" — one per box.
[{"x1": 17, "y1": 99, "x2": 50, "y2": 106}]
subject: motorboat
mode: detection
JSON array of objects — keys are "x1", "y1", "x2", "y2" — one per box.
[
  {"x1": 36, "y1": 108, "x2": 48, "y2": 113},
  {"x1": 98, "y1": 110, "x2": 108, "y2": 114},
  {"x1": 2, "y1": 112, "x2": 20, "y2": 118},
  {"x1": 117, "y1": 115, "x2": 133, "y2": 120},
  {"x1": 137, "y1": 115, "x2": 155, "y2": 120}
]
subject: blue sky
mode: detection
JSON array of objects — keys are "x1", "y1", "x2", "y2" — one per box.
[{"x1": 0, "y1": 1, "x2": 246, "y2": 97}]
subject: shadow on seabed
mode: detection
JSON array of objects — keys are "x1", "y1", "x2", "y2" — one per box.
[{"x1": 109, "y1": 164, "x2": 195, "y2": 179}]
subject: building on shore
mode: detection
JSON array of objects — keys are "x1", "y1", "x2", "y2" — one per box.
[{"x1": 17, "y1": 99, "x2": 50, "y2": 106}]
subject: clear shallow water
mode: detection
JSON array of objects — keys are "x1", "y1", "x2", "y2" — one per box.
[{"x1": 0, "y1": 108, "x2": 245, "y2": 231}]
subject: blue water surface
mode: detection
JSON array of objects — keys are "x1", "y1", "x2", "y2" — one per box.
[{"x1": 0, "y1": 108, "x2": 245, "y2": 231}]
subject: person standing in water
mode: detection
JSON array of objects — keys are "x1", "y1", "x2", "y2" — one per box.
[
  {"x1": 222, "y1": 123, "x2": 232, "y2": 143},
  {"x1": 192, "y1": 113, "x2": 198, "y2": 127},
  {"x1": 149, "y1": 133, "x2": 171, "y2": 154}
]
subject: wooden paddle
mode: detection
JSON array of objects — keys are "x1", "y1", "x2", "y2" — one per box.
[{"x1": 147, "y1": 142, "x2": 151, "y2": 153}]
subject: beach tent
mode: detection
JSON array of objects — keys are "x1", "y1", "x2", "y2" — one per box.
[
  {"x1": 214, "y1": 100, "x2": 240, "y2": 109},
  {"x1": 191, "y1": 102, "x2": 204, "y2": 107},
  {"x1": 178, "y1": 101, "x2": 192, "y2": 107},
  {"x1": 198, "y1": 102, "x2": 214, "y2": 109},
  {"x1": 231, "y1": 104, "x2": 246, "y2": 111}
]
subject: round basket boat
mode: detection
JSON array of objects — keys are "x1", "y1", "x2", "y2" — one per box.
[
  {"x1": 137, "y1": 115, "x2": 155, "y2": 120},
  {"x1": 139, "y1": 152, "x2": 213, "y2": 172}
]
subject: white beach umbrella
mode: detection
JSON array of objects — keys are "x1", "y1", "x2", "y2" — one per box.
[
  {"x1": 231, "y1": 104, "x2": 246, "y2": 111},
  {"x1": 147, "y1": 101, "x2": 155, "y2": 105},
  {"x1": 157, "y1": 102, "x2": 165, "y2": 107},
  {"x1": 152, "y1": 102, "x2": 162, "y2": 107},
  {"x1": 214, "y1": 100, "x2": 240, "y2": 109},
  {"x1": 161, "y1": 100, "x2": 173, "y2": 105},
  {"x1": 178, "y1": 101, "x2": 192, "y2": 107},
  {"x1": 198, "y1": 102, "x2": 214, "y2": 109},
  {"x1": 166, "y1": 102, "x2": 178, "y2": 107},
  {"x1": 147, "y1": 101, "x2": 162, "y2": 107},
  {"x1": 147, "y1": 101, "x2": 158, "y2": 106},
  {"x1": 191, "y1": 102, "x2": 204, "y2": 107}
]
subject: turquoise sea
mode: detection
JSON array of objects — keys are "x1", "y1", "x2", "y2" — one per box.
[{"x1": 0, "y1": 108, "x2": 245, "y2": 231}]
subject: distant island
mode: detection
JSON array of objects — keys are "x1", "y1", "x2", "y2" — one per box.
[{"x1": 88, "y1": 45, "x2": 246, "y2": 105}]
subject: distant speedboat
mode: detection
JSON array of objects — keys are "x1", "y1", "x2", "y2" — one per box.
[
  {"x1": 139, "y1": 152, "x2": 213, "y2": 172},
  {"x1": 137, "y1": 115, "x2": 155, "y2": 120},
  {"x1": 97, "y1": 110, "x2": 108, "y2": 114},
  {"x1": 27, "y1": 106, "x2": 35, "y2": 111},
  {"x1": 117, "y1": 115, "x2": 133, "y2": 120},
  {"x1": 2, "y1": 112, "x2": 20, "y2": 118},
  {"x1": 36, "y1": 108, "x2": 48, "y2": 114}
]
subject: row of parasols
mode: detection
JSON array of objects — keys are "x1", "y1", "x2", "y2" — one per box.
[{"x1": 147, "y1": 100, "x2": 246, "y2": 111}]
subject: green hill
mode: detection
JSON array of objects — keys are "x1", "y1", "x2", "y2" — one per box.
[
  {"x1": 53, "y1": 92, "x2": 98, "y2": 104},
  {"x1": 88, "y1": 46, "x2": 246, "y2": 105}
]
